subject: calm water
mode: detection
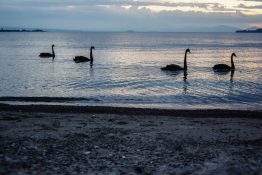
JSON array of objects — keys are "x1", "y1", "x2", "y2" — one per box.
[{"x1": 0, "y1": 32, "x2": 261, "y2": 110}]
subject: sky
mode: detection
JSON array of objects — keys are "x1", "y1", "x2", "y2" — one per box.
[{"x1": 0, "y1": 0, "x2": 262, "y2": 32}]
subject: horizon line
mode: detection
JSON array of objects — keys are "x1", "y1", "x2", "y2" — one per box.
[{"x1": 1, "y1": 26, "x2": 248, "y2": 33}]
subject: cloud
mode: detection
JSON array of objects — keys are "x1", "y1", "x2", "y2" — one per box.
[
  {"x1": 1, "y1": 0, "x2": 261, "y2": 14},
  {"x1": 0, "y1": 0, "x2": 261, "y2": 31},
  {"x1": 238, "y1": 3, "x2": 262, "y2": 9}
]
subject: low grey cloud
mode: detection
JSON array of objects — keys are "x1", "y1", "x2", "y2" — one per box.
[
  {"x1": 0, "y1": 0, "x2": 261, "y2": 31},
  {"x1": 238, "y1": 3, "x2": 262, "y2": 9}
]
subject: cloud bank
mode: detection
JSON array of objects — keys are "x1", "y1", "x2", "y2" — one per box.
[{"x1": 0, "y1": 0, "x2": 261, "y2": 31}]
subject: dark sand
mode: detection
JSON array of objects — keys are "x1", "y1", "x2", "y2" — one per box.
[{"x1": 0, "y1": 104, "x2": 262, "y2": 174}]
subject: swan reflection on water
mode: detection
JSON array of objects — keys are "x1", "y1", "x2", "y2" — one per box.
[
  {"x1": 162, "y1": 70, "x2": 189, "y2": 94},
  {"x1": 213, "y1": 69, "x2": 235, "y2": 95},
  {"x1": 229, "y1": 70, "x2": 235, "y2": 93},
  {"x1": 183, "y1": 70, "x2": 188, "y2": 94},
  {"x1": 230, "y1": 70, "x2": 235, "y2": 82},
  {"x1": 214, "y1": 69, "x2": 235, "y2": 82},
  {"x1": 89, "y1": 63, "x2": 94, "y2": 78}
]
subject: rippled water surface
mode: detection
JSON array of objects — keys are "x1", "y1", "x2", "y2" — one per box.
[{"x1": 0, "y1": 32, "x2": 261, "y2": 109}]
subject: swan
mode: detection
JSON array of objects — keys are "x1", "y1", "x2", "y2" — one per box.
[
  {"x1": 39, "y1": 45, "x2": 55, "y2": 58},
  {"x1": 161, "y1": 48, "x2": 190, "y2": 71},
  {"x1": 213, "y1": 53, "x2": 237, "y2": 71},
  {"x1": 74, "y1": 46, "x2": 95, "y2": 63}
]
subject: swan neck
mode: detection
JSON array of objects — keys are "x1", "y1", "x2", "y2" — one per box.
[
  {"x1": 90, "y1": 48, "x2": 93, "y2": 61},
  {"x1": 184, "y1": 51, "x2": 188, "y2": 70},
  {"x1": 231, "y1": 54, "x2": 235, "y2": 69},
  {"x1": 52, "y1": 46, "x2": 55, "y2": 57}
]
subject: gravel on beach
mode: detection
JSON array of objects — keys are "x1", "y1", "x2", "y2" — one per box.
[{"x1": 0, "y1": 110, "x2": 262, "y2": 175}]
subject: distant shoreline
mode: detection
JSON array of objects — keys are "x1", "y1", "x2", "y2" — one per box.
[
  {"x1": 0, "y1": 29, "x2": 45, "y2": 32},
  {"x1": 236, "y1": 28, "x2": 262, "y2": 33}
]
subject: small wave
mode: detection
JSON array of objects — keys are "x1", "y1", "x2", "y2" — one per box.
[{"x1": 0, "y1": 97, "x2": 101, "y2": 103}]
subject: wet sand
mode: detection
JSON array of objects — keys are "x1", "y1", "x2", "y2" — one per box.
[{"x1": 0, "y1": 104, "x2": 262, "y2": 174}]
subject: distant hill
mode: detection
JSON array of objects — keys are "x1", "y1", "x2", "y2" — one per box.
[
  {"x1": 236, "y1": 28, "x2": 262, "y2": 33},
  {"x1": 206, "y1": 25, "x2": 239, "y2": 32},
  {"x1": 179, "y1": 25, "x2": 239, "y2": 32},
  {"x1": 246, "y1": 26, "x2": 259, "y2": 31}
]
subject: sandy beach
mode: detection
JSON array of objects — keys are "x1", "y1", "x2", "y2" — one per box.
[{"x1": 0, "y1": 104, "x2": 262, "y2": 174}]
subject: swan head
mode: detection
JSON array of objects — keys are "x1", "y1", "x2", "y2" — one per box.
[
  {"x1": 52, "y1": 44, "x2": 55, "y2": 47},
  {"x1": 91, "y1": 46, "x2": 95, "y2": 50},
  {"x1": 186, "y1": 48, "x2": 191, "y2": 53},
  {"x1": 232, "y1": 53, "x2": 237, "y2": 57}
]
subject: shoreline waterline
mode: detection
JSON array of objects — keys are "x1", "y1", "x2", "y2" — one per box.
[
  {"x1": 0, "y1": 96, "x2": 261, "y2": 111},
  {"x1": 0, "y1": 103, "x2": 261, "y2": 118}
]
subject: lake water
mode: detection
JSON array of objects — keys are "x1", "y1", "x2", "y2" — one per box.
[{"x1": 0, "y1": 32, "x2": 261, "y2": 110}]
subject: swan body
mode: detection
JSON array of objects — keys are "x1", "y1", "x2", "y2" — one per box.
[
  {"x1": 161, "y1": 48, "x2": 190, "y2": 71},
  {"x1": 74, "y1": 46, "x2": 95, "y2": 63},
  {"x1": 213, "y1": 64, "x2": 231, "y2": 70},
  {"x1": 161, "y1": 64, "x2": 183, "y2": 71},
  {"x1": 74, "y1": 56, "x2": 91, "y2": 63},
  {"x1": 213, "y1": 53, "x2": 236, "y2": 71},
  {"x1": 39, "y1": 45, "x2": 55, "y2": 58}
]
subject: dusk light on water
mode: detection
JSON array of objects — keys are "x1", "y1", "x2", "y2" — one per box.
[
  {"x1": 0, "y1": 0, "x2": 262, "y2": 174},
  {"x1": 0, "y1": 32, "x2": 261, "y2": 110}
]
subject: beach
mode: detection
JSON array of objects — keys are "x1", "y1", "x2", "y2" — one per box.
[{"x1": 1, "y1": 104, "x2": 262, "y2": 174}]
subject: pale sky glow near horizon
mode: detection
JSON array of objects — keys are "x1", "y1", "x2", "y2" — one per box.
[{"x1": 0, "y1": 0, "x2": 262, "y2": 31}]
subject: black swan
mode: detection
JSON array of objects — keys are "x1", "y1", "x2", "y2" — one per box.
[
  {"x1": 39, "y1": 45, "x2": 55, "y2": 58},
  {"x1": 74, "y1": 46, "x2": 95, "y2": 63},
  {"x1": 213, "y1": 53, "x2": 237, "y2": 71},
  {"x1": 161, "y1": 48, "x2": 190, "y2": 71}
]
